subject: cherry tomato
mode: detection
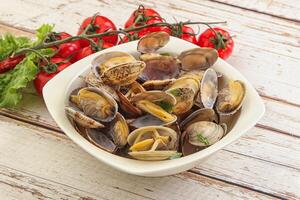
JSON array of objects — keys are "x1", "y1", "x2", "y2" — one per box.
[
  {"x1": 197, "y1": 27, "x2": 234, "y2": 59},
  {"x1": 48, "y1": 32, "x2": 81, "y2": 51},
  {"x1": 56, "y1": 42, "x2": 81, "y2": 59},
  {"x1": 125, "y1": 7, "x2": 161, "y2": 28},
  {"x1": 180, "y1": 25, "x2": 197, "y2": 44},
  {"x1": 138, "y1": 17, "x2": 171, "y2": 37},
  {"x1": 77, "y1": 15, "x2": 118, "y2": 47},
  {"x1": 0, "y1": 55, "x2": 25, "y2": 73},
  {"x1": 34, "y1": 58, "x2": 71, "y2": 95}
]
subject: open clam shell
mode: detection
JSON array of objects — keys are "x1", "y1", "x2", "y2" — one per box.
[
  {"x1": 137, "y1": 31, "x2": 170, "y2": 53},
  {"x1": 199, "y1": 68, "x2": 218, "y2": 108},
  {"x1": 109, "y1": 113, "x2": 129, "y2": 147},
  {"x1": 101, "y1": 61, "x2": 146, "y2": 86},
  {"x1": 92, "y1": 51, "x2": 135, "y2": 77},
  {"x1": 65, "y1": 106, "x2": 105, "y2": 129},
  {"x1": 78, "y1": 87, "x2": 118, "y2": 122},
  {"x1": 166, "y1": 77, "x2": 199, "y2": 115},
  {"x1": 186, "y1": 121, "x2": 226, "y2": 147},
  {"x1": 86, "y1": 129, "x2": 117, "y2": 153},
  {"x1": 131, "y1": 90, "x2": 177, "y2": 123},
  {"x1": 142, "y1": 78, "x2": 175, "y2": 90},
  {"x1": 180, "y1": 108, "x2": 218, "y2": 130},
  {"x1": 116, "y1": 90, "x2": 142, "y2": 118},
  {"x1": 127, "y1": 126, "x2": 178, "y2": 160},
  {"x1": 178, "y1": 47, "x2": 218, "y2": 71}
]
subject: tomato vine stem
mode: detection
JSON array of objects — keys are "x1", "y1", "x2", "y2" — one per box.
[{"x1": 14, "y1": 20, "x2": 226, "y2": 56}]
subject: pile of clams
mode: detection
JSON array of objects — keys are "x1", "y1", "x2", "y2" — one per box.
[{"x1": 65, "y1": 31, "x2": 246, "y2": 161}]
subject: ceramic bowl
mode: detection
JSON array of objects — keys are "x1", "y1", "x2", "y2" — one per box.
[{"x1": 43, "y1": 37, "x2": 265, "y2": 177}]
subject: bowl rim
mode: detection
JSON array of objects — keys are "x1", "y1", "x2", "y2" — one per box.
[{"x1": 43, "y1": 36, "x2": 265, "y2": 176}]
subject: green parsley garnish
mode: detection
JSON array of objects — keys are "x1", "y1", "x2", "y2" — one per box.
[
  {"x1": 197, "y1": 132, "x2": 209, "y2": 145},
  {"x1": 157, "y1": 100, "x2": 173, "y2": 113},
  {"x1": 169, "y1": 89, "x2": 182, "y2": 97}
]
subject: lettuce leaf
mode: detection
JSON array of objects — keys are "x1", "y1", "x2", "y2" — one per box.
[
  {"x1": 0, "y1": 34, "x2": 32, "y2": 61},
  {"x1": 0, "y1": 24, "x2": 54, "y2": 107}
]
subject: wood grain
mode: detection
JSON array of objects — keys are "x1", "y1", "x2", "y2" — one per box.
[
  {"x1": 211, "y1": 0, "x2": 300, "y2": 22},
  {"x1": 0, "y1": 0, "x2": 299, "y2": 104},
  {"x1": 0, "y1": 115, "x2": 277, "y2": 200}
]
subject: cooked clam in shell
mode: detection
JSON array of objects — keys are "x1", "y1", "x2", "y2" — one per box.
[{"x1": 66, "y1": 31, "x2": 246, "y2": 160}]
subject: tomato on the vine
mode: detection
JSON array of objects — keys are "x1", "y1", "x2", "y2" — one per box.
[
  {"x1": 180, "y1": 25, "x2": 197, "y2": 44},
  {"x1": 197, "y1": 27, "x2": 234, "y2": 59},
  {"x1": 56, "y1": 42, "x2": 81, "y2": 59},
  {"x1": 125, "y1": 7, "x2": 161, "y2": 28},
  {"x1": 34, "y1": 58, "x2": 71, "y2": 95},
  {"x1": 77, "y1": 15, "x2": 118, "y2": 47},
  {"x1": 47, "y1": 32, "x2": 81, "y2": 51}
]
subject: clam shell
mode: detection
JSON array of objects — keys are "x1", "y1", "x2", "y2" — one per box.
[
  {"x1": 78, "y1": 87, "x2": 118, "y2": 122},
  {"x1": 180, "y1": 108, "x2": 218, "y2": 130},
  {"x1": 128, "y1": 150, "x2": 178, "y2": 161},
  {"x1": 109, "y1": 113, "x2": 129, "y2": 147},
  {"x1": 101, "y1": 61, "x2": 146, "y2": 86},
  {"x1": 92, "y1": 51, "x2": 135, "y2": 77},
  {"x1": 187, "y1": 121, "x2": 225, "y2": 147},
  {"x1": 137, "y1": 31, "x2": 170, "y2": 53},
  {"x1": 86, "y1": 129, "x2": 117, "y2": 153},
  {"x1": 178, "y1": 47, "x2": 218, "y2": 71},
  {"x1": 65, "y1": 106, "x2": 104, "y2": 129},
  {"x1": 199, "y1": 68, "x2": 218, "y2": 108}
]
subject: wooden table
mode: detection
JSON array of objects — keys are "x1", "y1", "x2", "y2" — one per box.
[{"x1": 0, "y1": 0, "x2": 299, "y2": 199}]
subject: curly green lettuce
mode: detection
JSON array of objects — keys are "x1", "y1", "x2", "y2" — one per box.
[{"x1": 0, "y1": 24, "x2": 54, "y2": 107}]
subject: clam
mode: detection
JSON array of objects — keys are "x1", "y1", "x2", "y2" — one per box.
[
  {"x1": 142, "y1": 78, "x2": 175, "y2": 90},
  {"x1": 185, "y1": 121, "x2": 226, "y2": 147},
  {"x1": 180, "y1": 108, "x2": 218, "y2": 130},
  {"x1": 78, "y1": 87, "x2": 118, "y2": 122},
  {"x1": 216, "y1": 80, "x2": 245, "y2": 115},
  {"x1": 127, "y1": 126, "x2": 178, "y2": 160},
  {"x1": 124, "y1": 81, "x2": 145, "y2": 100},
  {"x1": 86, "y1": 129, "x2": 117, "y2": 153},
  {"x1": 216, "y1": 80, "x2": 245, "y2": 131},
  {"x1": 131, "y1": 90, "x2": 177, "y2": 123},
  {"x1": 197, "y1": 68, "x2": 218, "y2": 108},
  {"x1": 109, "y1": 113, "x2": 129, "y2": 147},
  {"x1": 65, "y1": 106, "x2": 105, "y2": 129},
  {"x1": 139, "y1": 54, "x2": 180, "y2": 81},
  {"x1": 166, "y1": 77, "x2": 199, "y2": 115},
  {"x1": 92, "y1": 51, "x2": 146, "y2": 86},
  {"x1": 137, "y1": 31, "x2": 170, "y2": 53},
  {"x1": 116, "y1": 90, "x2": 142, "y2": 118},
  {"x1": 178, "y1": 48, "x2": 218, "y2": 71},
  {"x1": 84, "y1": 71, "x2": 119, "y2": 101}
]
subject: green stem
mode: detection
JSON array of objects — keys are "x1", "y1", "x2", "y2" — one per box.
[{"x1": 14, "y1": 20, "x2": 226, "y2": 56}]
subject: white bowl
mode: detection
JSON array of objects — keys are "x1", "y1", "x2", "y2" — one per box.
[{"x1": 43, "y1": 37, "x2": 265, "y2": 177}]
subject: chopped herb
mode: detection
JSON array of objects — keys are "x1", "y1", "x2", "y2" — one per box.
[
  {"x1": 197, "y1": 132, "x2": 209, "y2": 145},
  {"x1": 160, "y1": 52, "x2": 171, "y2": 56},
  {"x1": 157, "y1": 100, "x2": 173, "y2": 113},
  {"x1": 169, "y1": 152, "x2": 182, "y2": 160},
  {"x1": 169, "y1": 89, "x2": 182, "y2": 97}
]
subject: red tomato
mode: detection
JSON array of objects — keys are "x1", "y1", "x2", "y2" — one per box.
[
  {"x1": 34, "y1": 58, "x2": 71, "y2": 95},
  {"x1": 49, "y1": 32, "x2": 81, "y2": 50},
  {"x1": 138, "y1": 17, "x2": 171, "y2": 37},
  {"x1": 56, "y1": 42, "x2": 81, "y2": 59},
  {"x1": 125, "y1": 7, "x2": 161, "y2": 28},
  {"x1": 0, "y1": 55, "x2": 25, "y2": 73},
  {"x1": 77, "y1": 15, "x2": 118, "y2": 47},
  {"x1": 180, "y1": 25, "x2": 197, "y2": 44},
  {"x1": 197, "y1": 27, "x2": 234, "y2": 59}
]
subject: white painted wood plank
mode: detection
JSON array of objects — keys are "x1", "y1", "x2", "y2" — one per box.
[
  {"x1": 0, "y1": 115, "x2": 276, "y2": 200},
  {"x1": 212, "y1": 0, "x2": 300, "y2": 21},
  {"x1": 0, "y1": 0, "x2": 299, "y2": 104}
]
